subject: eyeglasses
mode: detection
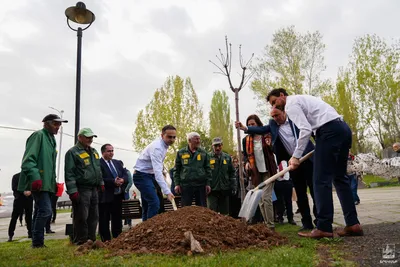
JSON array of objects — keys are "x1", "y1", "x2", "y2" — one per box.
[{"x1": 106, "y1": 150, "x2": 114, "y2": 152}]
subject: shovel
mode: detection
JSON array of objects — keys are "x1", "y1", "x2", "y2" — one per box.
[
  {"x1": 238, "y1": 150, "x2": 314, "y2": 221},
  {"x1": 163, "y1": 166, "x2": 178, "y2": 211}
]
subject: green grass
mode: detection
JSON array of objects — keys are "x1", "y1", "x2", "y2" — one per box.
[
  {"x1": 362, "y1": 175, "x2": 399, "y2": 187},
  {"x1": 0, "y1": 224, "x2": 352, "y2": 267},
  {"x1": 56, "y1": 208, "x2": 72, "y2": 213}
]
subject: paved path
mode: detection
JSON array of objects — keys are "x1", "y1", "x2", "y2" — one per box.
[{"x1": 0, "y1": 187, "x2": 399, "y2": 243}]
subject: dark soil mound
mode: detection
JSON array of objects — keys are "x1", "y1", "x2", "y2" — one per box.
[{"x1": 106, "y1": 206, "x2": 286, "y2": 255}]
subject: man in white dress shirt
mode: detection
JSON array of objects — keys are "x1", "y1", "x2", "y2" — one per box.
[
  {"x1": 266, "y1": 88, "x2": 363, "y2": 239},
  {"x1": 133, "y1": 125, "x2": 176, "y2": 221}
]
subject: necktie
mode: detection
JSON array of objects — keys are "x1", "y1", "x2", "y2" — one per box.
[
  {"x1": 108, "y1": 160, "x2": 121, "y2": 194},
  {"x1": 108, "y1": 160, "x2": 118, "y2": 177}
]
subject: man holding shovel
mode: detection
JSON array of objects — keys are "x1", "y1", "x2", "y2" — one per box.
[
  {"x1": 133, "y1": 125, "x2": 176, "y2": 221},
  {"x1": 266, "y1": 88, "x2": 363, "y2": 239}
]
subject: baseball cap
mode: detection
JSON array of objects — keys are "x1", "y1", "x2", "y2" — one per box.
[
  {"x1": 78, "y1": 128, "x2": 97, "y2": 138},
  {"x1": 212, "y1": 137, "x2": 223, "y2": 146},
  {"x1": 42, "y1": 114, "x2": 68, "y2": 123}
]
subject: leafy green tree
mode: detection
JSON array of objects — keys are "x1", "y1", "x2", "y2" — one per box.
[
  {"x1": 251, "y1": 26, "x2": 329, "y2": 113},
  {"x1": 208, "y1": 90, "x2": 235, "y2": 155},
  {"x1": 133, "y1": 76, "x2": 204, "y2": 168},
  {"x1": 324, "y1": 69, "x2": 361, "y2": 152},
  {"x1": 348, "y1": 34, "x2": 400, "y2": 149},
  {"x1": 326, "y1": 34, "x2": 400, "y2": 152}
]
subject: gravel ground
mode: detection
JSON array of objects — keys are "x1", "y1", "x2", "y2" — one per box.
[{"x1": 340, "y1": 222, "x2": 400, "y2": 266}]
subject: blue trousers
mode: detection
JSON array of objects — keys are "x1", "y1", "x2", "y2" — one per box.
[
  {"x1": 133, "y1": 171, "x2": 160, "y2": 221},
  {"x1": 347, "y1": 174, "x2": 360, "y2": 202},
  {"x1": 32, "y1": 192, "x2": 52, "y2": 247},
  {"x1": 313, "y1": 119, "x2": 359, "y2": 233}
]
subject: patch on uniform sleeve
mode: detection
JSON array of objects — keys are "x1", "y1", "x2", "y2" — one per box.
[
  {"x1": 183, "y1": 159, "x2": 189, "y2": 165},
  {"x1": 223, "y1": 159, "x2": 227, "y2": 164},
  {"x1": 94, "y1": 152, "x2": 99, "y2": 159},
  {"x1": 84, "y1": 159, "x2": 90, "y2": 166},
  {"x1": 197, "y1": 154, "x2": 201, "y2": 161},
  {"x1": 182, "y1": 154, "x2": 190, "y2": 159},
  {"x1": 79, "y1": 152, "x2": 89, "y2": 159}
]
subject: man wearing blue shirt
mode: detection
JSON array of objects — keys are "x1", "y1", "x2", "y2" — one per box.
[{"x1": 133, "y1": 125, "x2": 176, "y2": 221}]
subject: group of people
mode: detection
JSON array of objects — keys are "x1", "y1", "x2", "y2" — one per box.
[
  {"x1": 15, "y1": 114, "x2": 134, "y2": 247},
  {"x1": 134, "y1": 87, "x2": 365, "y2": 240},
  {"x1": 133, "y1": 128, "x2": 237, "y2": 221},
  {"x1": 15, "y1": 86, "x2": 366, "y2": 248},
  {"x1": 236, "y1": 88, "x2": 363, "y2": 238}
]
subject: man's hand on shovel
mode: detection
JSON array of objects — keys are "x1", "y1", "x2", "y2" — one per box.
[
  {"x1": 289, "y1": 156, "x2": 300, "y2": 170},
  {"x1": 167, "y1": 193, "x2": 175, "y2": 202}
]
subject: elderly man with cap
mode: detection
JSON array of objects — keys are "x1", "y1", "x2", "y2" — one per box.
[
  {"x1": 174, "y1": 132, "x2": 212, "y2": 207},
  {"x1": 207, "y1": 137, "x2": 236, "y2": 215},
  {"x1": 65, "y1": 128, "x2": 103, "y2": 245},
  {"x1": 18, "y1": 114, "x2": 68, "y2": 248}
]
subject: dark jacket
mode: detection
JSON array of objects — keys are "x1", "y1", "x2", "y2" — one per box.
[
  {"x1": 174, "y1": 146, "x2": 212, "y2": 187},
  {"x1": 13, "y1": 173, "x2": 33, "y2": 200},
  {"x1": 18, "y1": 128, "x2": 57, "y2": 193},
  {"x1": 209, "y1": 152, "x2": 236, "y2": 192},
  {"x1": 64, "y1": 142, "x2": 103, "y2": 194},
  {"x1": 246, "y1": 118, "x2": 315, "y2": 163},
  {"x1": 99, "y1": 158, "x2": 128, "y2": 203}
]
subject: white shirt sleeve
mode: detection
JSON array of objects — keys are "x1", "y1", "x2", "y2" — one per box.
[
  {"x1": 150, "y1": 146, "x2": 172, "y2": 195},
  {"x1": 286, "y1": 102, "x2": 313, "y2": 159}
]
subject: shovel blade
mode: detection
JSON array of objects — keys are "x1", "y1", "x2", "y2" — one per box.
[{"x1": 238, "y1": 189, "x2": 264, "y2": 221}]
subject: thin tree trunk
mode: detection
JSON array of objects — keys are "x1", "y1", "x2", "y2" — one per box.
[{"x1": 234, "y1": 88, "x2": 246, "y2": 203}]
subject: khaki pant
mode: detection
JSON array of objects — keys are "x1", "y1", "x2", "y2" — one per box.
[{"x1": 259, "y1": 172, "x2": 274, "y2": 229}]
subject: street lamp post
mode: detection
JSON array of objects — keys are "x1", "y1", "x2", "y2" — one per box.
[
  {"x1": 49, "y1": 107, "x2": 64, "y2": 182},
  {"x1": 65, "y1": 2, "x2": 95, "y2": 144}
]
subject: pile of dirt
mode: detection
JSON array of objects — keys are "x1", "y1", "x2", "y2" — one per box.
[{"x1": 105, "y1": 206, "x2": 286, "y2": 255}]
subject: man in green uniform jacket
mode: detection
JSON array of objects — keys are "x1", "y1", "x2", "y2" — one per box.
[
  {"x1": 65, "y1": 128, "x2": 103, "y2": 245},
  {"x1": 208, "y1": 137, "x2": 236, "y2": 215},
  {"x1": 174, "y1": 132, "x2": 212, "y2": 207},
  {"x1": 18, "y1": 114, "x2": 68, "y2": 248}
]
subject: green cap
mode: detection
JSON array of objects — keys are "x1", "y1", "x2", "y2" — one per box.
[{"x1": 78, "y1": 128, "x2": 97, "y2": 138}]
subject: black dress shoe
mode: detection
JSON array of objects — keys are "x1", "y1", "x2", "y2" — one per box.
[
  {"x1": 7, "y1": 237, "x2": 13, "y2": 242},
  {"x1": 288, "y1": 220, "x2": 297, "y2": 225},
  {"x1": 46, "y1": 230, "x2": 55, "y2": 234}
]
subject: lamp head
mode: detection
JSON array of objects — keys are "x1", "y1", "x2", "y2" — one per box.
[{"x1": 65, "y1": 2, "x2": 95, "y2": 25}]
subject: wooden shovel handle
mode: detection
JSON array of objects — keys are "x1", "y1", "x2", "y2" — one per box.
[
  {"x1": 171, "y1": 198, "x2": 178, "y2": 211},
  {"x1": 255, "y1": 150, "x2": 314, "y2": 190}
]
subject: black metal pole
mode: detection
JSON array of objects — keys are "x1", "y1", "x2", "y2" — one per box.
[{"x1": 74, "y1": 27, "x2": 83, "y2": 144}]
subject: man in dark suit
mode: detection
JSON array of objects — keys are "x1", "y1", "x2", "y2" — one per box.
[
  {"x1": 8, "y1": 172, "x2": 33, "y2": 242},
  {"x1": 236, "y1": 107, "x2": 316, "y2": 231},
  {"x1": 98, "y1": 144, "x2": 128, "y2": 241}
]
